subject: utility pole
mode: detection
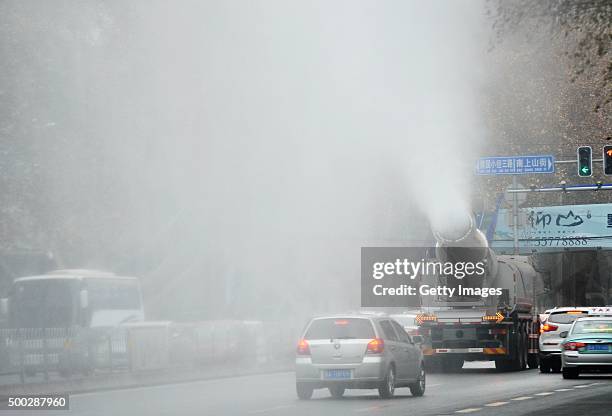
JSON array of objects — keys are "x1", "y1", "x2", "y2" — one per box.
[{"x1": 512, "y1": 176, "x2": 519, "y2": 255}]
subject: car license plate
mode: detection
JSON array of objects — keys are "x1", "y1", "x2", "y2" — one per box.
[
  {"x1": 587, "y1": 344, "x2": 610, "y2": 351},
  {"x1": 324, "y1": 369, "x2": 351, "y2": 380}
]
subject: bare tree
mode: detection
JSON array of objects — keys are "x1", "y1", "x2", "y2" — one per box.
[{"x1": 488, "y1": 0, "x2": 611, "y2": 111}]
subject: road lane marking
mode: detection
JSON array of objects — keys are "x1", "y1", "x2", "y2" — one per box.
[
  {"x1": 554, "y1": 388, "x2": 573, "y2": 392},
  {"x1": 573, "y1": 384, "x2": 589, "y2": 388},
  {"x1": 248, "y1": 404, "x2": 295, "y2": 414},
  {"x1": 511, "y1": 396, "x2": 533, "y2": 401},
  {"x1": 455, "y1": 408, "x2": 482, "y2": 413},
  {"x1": 534, "y1": 392, "x2": 554, "y2": 396},
  {"x1": 485, "y1": 401, "x2": 508, "y2": 407}
]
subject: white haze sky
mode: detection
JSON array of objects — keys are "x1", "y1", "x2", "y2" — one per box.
[
  {"x1": 128, "y1": 1, "x2": 488, "y2": 316},
  {"x1": 126, "y1": 0, "x2": 487, "y2": 237}
]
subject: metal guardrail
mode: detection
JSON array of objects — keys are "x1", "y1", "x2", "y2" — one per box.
[
  {"x1": 0, "y1": 321, "x2": 297, "y2": 385},
  {"x1": 0, "y1": 327, "x2": 128, "y2": 383}
]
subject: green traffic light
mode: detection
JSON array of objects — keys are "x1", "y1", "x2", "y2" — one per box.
[{"x1": 577, "y1": 146, "x2": 592, "y2": 177}]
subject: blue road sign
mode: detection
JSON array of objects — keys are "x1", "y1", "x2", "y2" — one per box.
[{"x1": 476, "y1": 155, "x2": 555, "y2": 175}]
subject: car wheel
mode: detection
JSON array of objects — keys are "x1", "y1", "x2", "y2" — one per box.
[
  {"x1": 378, "y1": 365, "x2": 396, "y2": 399},
  {"x1": 296, "y1": 382, "x2": 314, "y2": 400},
  {"x1": 328, "y1": 385, "x2": 345, "y2": 398},
  {"x1": 409, "y1": 364, "x2": 426, "y2": 397},
  {"x1": 562, "y1": 367, "x2": 579, "y2": 379}
]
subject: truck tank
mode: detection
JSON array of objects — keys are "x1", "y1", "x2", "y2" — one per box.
[
  {"x1": 432, "y1": 214, "x2": 497, "y2": 302},
  {"x1": 430, "y1": 214, "x2": 538, "y2": 313}
]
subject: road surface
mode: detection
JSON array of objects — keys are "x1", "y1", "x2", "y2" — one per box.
[{"x1": 24, "y1": 362, "x2": 612, "y2": 415}]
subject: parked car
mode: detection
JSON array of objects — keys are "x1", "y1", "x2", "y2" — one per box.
[{"x1": 295, "y1": 314, "x2": 425, "y2": 399}]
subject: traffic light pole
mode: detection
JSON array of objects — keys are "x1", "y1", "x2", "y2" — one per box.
[
  {"x1": 554, "y1": 159, "x2": 604, "y2": 164},
  {"x1": 479, "y1": 149, "x2": 612, "y2": 254},
  {"x1": 506, "y1": 183, "x2": 612, "y2": 193}
]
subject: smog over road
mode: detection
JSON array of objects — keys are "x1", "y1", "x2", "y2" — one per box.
[{"x1": 0, "y1": 1, "x2": 611, "y2": 415}]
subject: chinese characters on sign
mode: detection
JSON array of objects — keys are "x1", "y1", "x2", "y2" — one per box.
[
  {"x1": 476, "y1": 155, "x2": 555, "y2": 175},
  {"x1": 490, "y1": 203, "x2": 612, "y2": 253}
]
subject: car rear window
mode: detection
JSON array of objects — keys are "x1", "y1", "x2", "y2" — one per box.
[
  {"x1": 548, "y1": 311, "x2": 588, "y2": 324},
  {"x1": 380, "y1": 320, "x2": 399, "y2": 341},
  {"x1": 305, "y1": 318, "x2": 375, "y2": 340},
  {"x1": 572, "y1": 320, "x2": 612, "y2": 334}
]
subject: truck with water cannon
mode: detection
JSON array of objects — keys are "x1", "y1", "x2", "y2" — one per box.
[{"x1": 416, "y1": 212, "x2": 542, "y2": 372}]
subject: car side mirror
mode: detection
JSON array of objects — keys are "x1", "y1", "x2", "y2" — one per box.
[
  {"x1": 559, "y1": 331, "x2": 568, "y2": 338},
  {"x1": 412, "y1": 335, "x2": 424, "y2": 344}
]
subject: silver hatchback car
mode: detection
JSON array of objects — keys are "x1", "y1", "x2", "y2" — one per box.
[{"x1": 295, "y1": 315, "x2": 425, "y2": 399}]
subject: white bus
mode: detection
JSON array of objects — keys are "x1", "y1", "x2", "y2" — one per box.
[
  {"x1": 4, "y1": 269, "x2": 144, "y2": 329},
  {"x1": 1, "y1": 270, "x2": 144, "y2": 376}
]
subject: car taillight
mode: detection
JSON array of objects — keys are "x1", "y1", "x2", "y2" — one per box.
[
  {"x1": 563, "y1": 342, "x2": 586, "y2": 351},
  {"x1": 296, "y1": 339, "x2": 310, "y2": 355},
  {"x1": 540, "y1": 323, "x2": 559, "y2": 333},
  {"x1": 367, "y1": 338, "x2": 384, "y2": 354}
]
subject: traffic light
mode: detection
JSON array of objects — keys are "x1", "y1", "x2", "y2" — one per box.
[
  {"x1": 604, "y1": 145, "x2": 612, "y2": 175},
  {"x1": 577, "y1": 146, "x2": 592, "y2": 177}
]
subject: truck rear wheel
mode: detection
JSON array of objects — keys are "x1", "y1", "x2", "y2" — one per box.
[
  {"x1": 503, "y1": 323, "x2": 525, "y2": 371},
  {"x1": 527, "y1": 322, "x2": 539, "y2": 369},
  {"x1": 495, "y1": 332, "x2": 522, "y2": 372},
  {"x1": 495, "y1": 358, "x2": 512, "y2": 372},
  {"x1": 519, "y1": 329, "x2": 528, "y2": 370}
]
